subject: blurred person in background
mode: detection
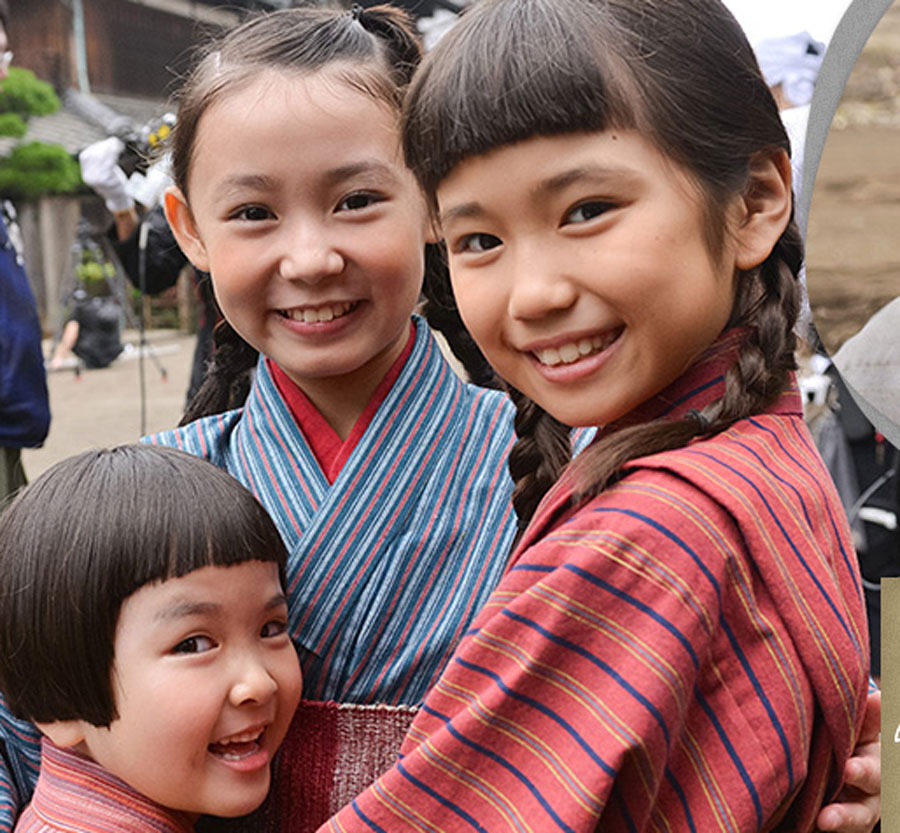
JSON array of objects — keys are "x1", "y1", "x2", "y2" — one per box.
[{"x1": 0, "y1": 0, "x2": 50, "y2": 508}]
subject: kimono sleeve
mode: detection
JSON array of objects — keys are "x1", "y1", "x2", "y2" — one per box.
[
  {"x1": 320, "y1": 477, "x2": 748, "y2": 832},
  {"x1": 0, "y1": 696, "x2": 41, "y2": 830}
]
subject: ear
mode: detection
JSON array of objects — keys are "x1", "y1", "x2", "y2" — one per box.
[
  {"x1": 35, "y1": 719, "x2": 87, "y2": 749},
  {"x1": 733, "y1": 149, "x2": 792, "y2": 271},
  {"x1": 164, "y1": 186, "x2": 210, "y2": 273}
]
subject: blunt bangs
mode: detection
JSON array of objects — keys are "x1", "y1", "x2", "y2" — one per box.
[
  {"x1": 0, "y1": 445, "x2": 286, "y2": 727},
  {"x1": 403, "y1": 0, "x2": 639, "y2": 198}
]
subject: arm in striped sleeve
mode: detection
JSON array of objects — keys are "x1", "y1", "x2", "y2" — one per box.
[
  {"x1": 0, "y1": 696, "x2": 41, "y2": 830},
  {"x1": 320, "y1": 467, "x2": 865, "y2": 832}
]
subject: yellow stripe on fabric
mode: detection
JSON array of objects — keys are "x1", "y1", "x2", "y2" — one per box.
[
  {"x1": 675, "y1": 447, "x2": 861, "y2": 739},
  {"x1": 434, "y1": 674, "x2": 606, "y2": 816},
  {"x1": 547, "y1": 526, "x2": 716, "y2": 640},
  {"x1": 369, "y1": 775, "x2": 451, "y2": 833},
  {"x1": 416, "y1": 735, "x2": 539, "y2": 831},
  {"x1": 524, "y1": 580, "x2": 692, "y2": 712},
  {"x1": 617, "y1": 477, "x2": 811, "y2": 744},
  {"x1": 678, "y1": 729, "x2": 742, "y2": 832}
]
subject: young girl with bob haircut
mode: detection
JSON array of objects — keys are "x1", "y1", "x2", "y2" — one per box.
[
  {"x1": 0, "y1": 4, "x2": 879, "y2": 831},
  {"x1": 0, "y1": 445, "x2": 302, "y2": 831},
  {"x1": 317, "y1": 0, "x2": 871, "y2": 830}
]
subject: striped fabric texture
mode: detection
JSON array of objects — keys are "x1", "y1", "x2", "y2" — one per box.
[
  {"x1": 15, "y1": 740, "x2": 192, "y2": 832},
  {"x1": 148, "y1": 316, "x2": 519, "y2": 706},
  {"x1": 0, "y1": 317, "x2": 522, "y2": 829},
  {"x1": 323, "y1": 331, "x2": 870, "y2": 832}
]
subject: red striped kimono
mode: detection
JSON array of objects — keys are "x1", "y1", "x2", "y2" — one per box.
[
  {"x1": 15, "y1": 740, "x2": 192, "y2": 833},
  {"x1": 322, "y1": 331, "x2": 869, "y2": 832}
]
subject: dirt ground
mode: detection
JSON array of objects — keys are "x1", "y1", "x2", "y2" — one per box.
[
  {"x1": 21, "y1": 329, "x2": 196, "y2": 481},
  {"x1": 806, "y1": 0, "x2": 900, "y2": 354}
]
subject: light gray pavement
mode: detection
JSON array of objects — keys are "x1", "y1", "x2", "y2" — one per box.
[{"x1": 22, "y1": 328, "x2": 197, "y2": 481}]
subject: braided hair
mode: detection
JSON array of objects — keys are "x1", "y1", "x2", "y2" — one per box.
[
  {"x1": 171, "y1": 5, "x2": 423, "y2": 424},
  {"x1": 403, "y1": 0, "x2": 804, "y2": 530}
]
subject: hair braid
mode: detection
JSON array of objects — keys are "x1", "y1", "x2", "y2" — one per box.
[
  {"x1": 505, "y1": 385, "x2": 573, "y2": 535},
  {"x1": 180, "y1": 320, "x2": 258, "y2": 425},
  {"x1": 701, "y1": 223, "x2": 803, "y2": 433},
  {"x1": 420, "y1": 243, "x2": 498, "y2": 388}
]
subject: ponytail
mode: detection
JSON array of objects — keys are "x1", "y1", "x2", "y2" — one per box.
[{"x1": 352, "y1": 4, "x2": 421, "y2": 89}]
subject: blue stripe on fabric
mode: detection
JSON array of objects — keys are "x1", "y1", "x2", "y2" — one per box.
[
  {"x1": 349, "y1": 801, "x2": 390, "y2": 833},
  {"x1": 731, "y1": 433, "x2": 813, "y2": 529},
  {"x1": 453, "y1": 658, "x2": 618, "y2": 778},
  {"x1": 610, "y1": 789, "x2": 638, "y2": 833},
  {"x1": 494, "y1": 610, "x2": 673, "y2": 748},
  {"x1": 561, "y1": 561, "x2": 700, "y2": 670},
  {"x1": 690, "y1": 448, "x2": 860, "y2": 655},
  {"x1": 720, "y1": 617, "x2": 794, "y2": 790},
  {"x1": 396, "y1": 760, "x2": 493, "y2": 833},
  {"x1": 695, "y1": 688, "x2": 763, "y2": 827},
  {"x1": 587, "y1": 507, "x2": 722, "y2": 603},
  {"x1": 663, "y1": 766, "x2": 698, "y2": 833},
  {"x1": 747, "y1": 417, "x2": 862, "y2": 598},
  {"x1": 421, "y1": 703, "x2": 579, "y2": 833},
  {"x1": 659, "y1": 375, "x2": 723, "y2": 416}
]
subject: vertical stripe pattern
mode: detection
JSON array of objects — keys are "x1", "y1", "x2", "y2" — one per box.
[{"x1": 323, "y1": 332, "x2": 869, "y2": 832}]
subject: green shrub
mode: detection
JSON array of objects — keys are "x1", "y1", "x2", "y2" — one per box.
[
  {"x1": 0, "y1": 112, "x2": 26, "y2": 137},
  {"x1": 0, "y1": 67, "x2": 60, "y2": 124},
  {"x1": 0, "y1": 142, "x2": 82, "y2": 199}
]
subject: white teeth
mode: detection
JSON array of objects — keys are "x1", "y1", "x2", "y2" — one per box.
[
  {"x1": 535, "y1": 333, "x2": 618, "y2": 367},
  {"x1": 558, "y1": 343, "x2": 580, "y2": 363},
  {"x1": 539, "y1": 346, "x2": 561, "y2": 366},
  {"x1": 215, "y1": 728, "x2": 263, "y2": 746},
  {"x1": 284, "y1": 302, "x2": 353, "y2": 323}
]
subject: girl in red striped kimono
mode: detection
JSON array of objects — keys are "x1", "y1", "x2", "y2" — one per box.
[
  {"x1": 320, "y1": 0, "x2": 872, "y2": 830},
  {"x1": 0, "y1": 4, "x2": 879, "y2": 832}
]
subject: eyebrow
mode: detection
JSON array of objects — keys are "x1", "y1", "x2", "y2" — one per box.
[
  {"x1": 322, "y1": 160, "x2": 398, "y2": 186},
  {"x1": 214, "y1": 161, "x2": 397, "y2": 199},
  {"x1": 154, "y1": 593, "x2": 287, "y2": 623},
  {"x1": 439, "y1": 164, "x2": 638, "y2": 226},
  {"x1": 154, "y1": 600, "x2": 222, "y2": 623}
]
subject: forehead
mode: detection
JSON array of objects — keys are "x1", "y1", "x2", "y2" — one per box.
[
  {"x1": 200, "y1": 68, "x2": 398, "y2": 140},
  {"x1": 188, "y1": 68, "x2": 408, "y2": 195}
]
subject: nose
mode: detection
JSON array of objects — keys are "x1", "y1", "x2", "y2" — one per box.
[
  {"x1": 276, "y1": 219, "x2": 344, "y2": 285},
  {"x1": 229, "y1": 654, "x2": 279, "y2": 707},
  {"x1": 506, "y1": 244, "x2": 577, "y2": 321}
]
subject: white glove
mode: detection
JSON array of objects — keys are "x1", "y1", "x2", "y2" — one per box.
[
  {"x1": 127, "y1": 153, "x2": 174, "y2": 209},
  {"x1": 79, "y1": 137, "x2": 134, "y2": 214}
]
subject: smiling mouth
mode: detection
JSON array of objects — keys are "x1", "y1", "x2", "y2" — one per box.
[
  {"x1": 533, "y1": 329, "x2": 623, "y2": 367},
  {"x1": 278, "y1": 302, "x2": 357, "y2": 324},
  {"x1": 208, "y1": 727, "x2": 266, "y2": 762}
]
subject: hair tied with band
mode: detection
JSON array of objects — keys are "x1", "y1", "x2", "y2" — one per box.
[
  {"x1": 686, "y1": 409, "x2": 711, "y2": 432},
  {"x1": 351, "y1": 4, "x2": 364, "y2": 22}
]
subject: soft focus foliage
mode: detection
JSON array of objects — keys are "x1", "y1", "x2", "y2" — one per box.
[{"x1": 0, "y1": 142, "x2": 82, "y2": 198}]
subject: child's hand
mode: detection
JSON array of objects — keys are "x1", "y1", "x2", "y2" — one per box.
[{"x1": 816, "y1": 691, "x2": 880, "y2": 832}]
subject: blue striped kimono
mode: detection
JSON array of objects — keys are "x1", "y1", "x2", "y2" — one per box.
[
  {"x1": 0, "y1": 317, "x2": 521, "y2": 830},
  {"x1": 149, "y1": 317, "x2": 520, "y2": 705}
]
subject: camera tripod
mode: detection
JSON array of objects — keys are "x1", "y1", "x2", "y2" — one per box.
[{"x1": 55, "y1": 218, "x2": 168, "y2": 434}]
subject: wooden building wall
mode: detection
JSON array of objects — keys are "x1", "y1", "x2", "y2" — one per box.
[
  {"x1": 84, "y1": 0, "x2": 220, "y2": 99},
  {"x1": 5, "y1": 0, "x2": 229, "y2": 99}
]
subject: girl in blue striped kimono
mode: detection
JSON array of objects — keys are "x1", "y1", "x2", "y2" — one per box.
[{"x1": 0, "y1": 5, "x2": 880, "y2": 832}]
